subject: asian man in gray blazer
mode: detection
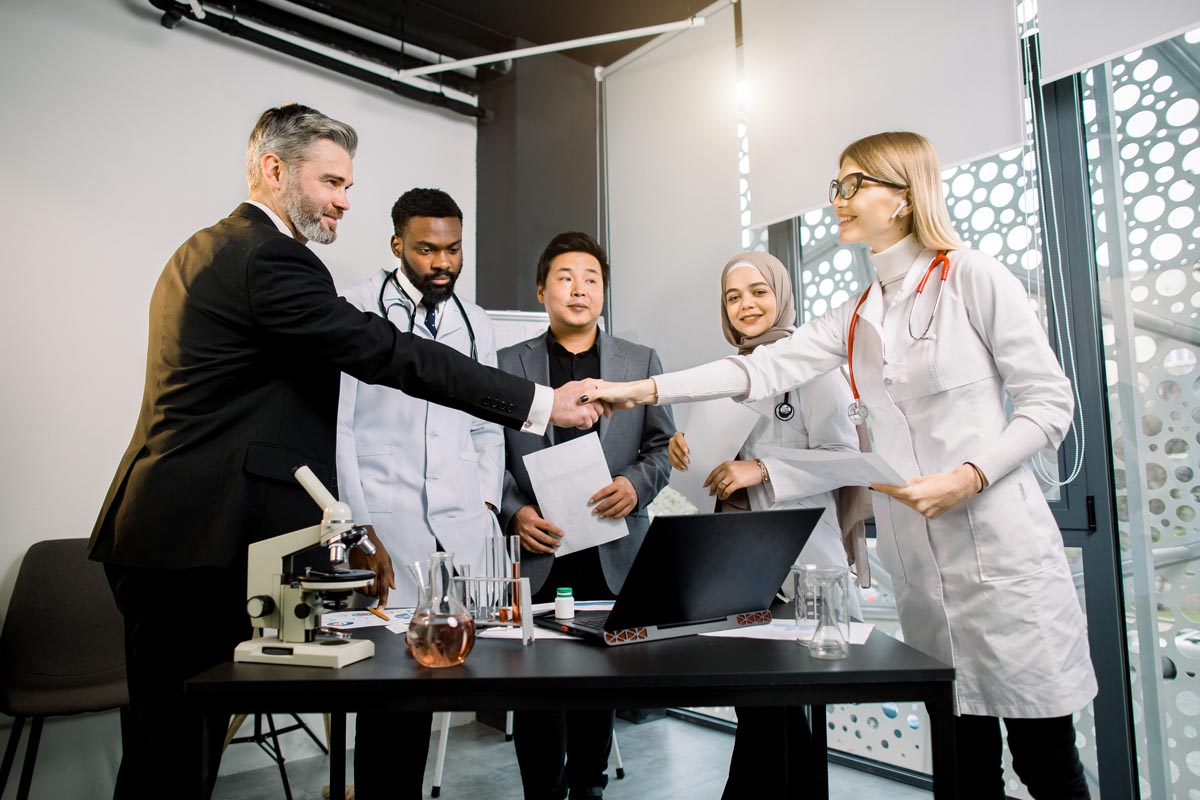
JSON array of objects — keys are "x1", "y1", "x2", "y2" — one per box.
[{"x1": 498, "y1": 232, "x2": 674, "y2": 800}]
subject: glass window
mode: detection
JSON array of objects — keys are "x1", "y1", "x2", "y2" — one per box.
[{"x1": 1082, "y1": 24, "x2": 1200, "y2": 800}]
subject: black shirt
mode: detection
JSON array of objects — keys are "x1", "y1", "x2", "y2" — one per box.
[{"x1": 546, "y1": 329, "x2": 601, "y2": 443}]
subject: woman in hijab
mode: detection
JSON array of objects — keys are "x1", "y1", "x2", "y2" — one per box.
[{"x1": 668, "y1": 252, "x2": 864, "y2": 799}]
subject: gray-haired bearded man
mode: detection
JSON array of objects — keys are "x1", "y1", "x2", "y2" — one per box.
[{"x1": 90, "y1": 104, "x2": 604, "y2": 800}]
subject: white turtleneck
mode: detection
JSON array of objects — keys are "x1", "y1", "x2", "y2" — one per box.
[{"x1": 871, "y1": 234, "x2": 924, "y2": 310}]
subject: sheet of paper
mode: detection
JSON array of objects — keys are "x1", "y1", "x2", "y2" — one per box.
[
  {"x1": 703, "y1": 619, "x2": 874, "y2": 645},
  {"x1": 523, "y1": 433, "x2": 629, "y2": 558},
  {"x1": 668, "y1": 398, "x2": 762, "y2": 512},
  {"x1": 477, "y1": 626, "x2": 579, "y2": 641},
  {"x1": 322, "y1": 607, "x2": 414, "y2": 634},
  {"x1": 756, "y1": 445, "x2": 909, "y2": 486}
]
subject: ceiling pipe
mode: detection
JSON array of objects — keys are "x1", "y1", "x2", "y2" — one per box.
[
  {"x1": 148, "y1": 0, "x2": 488, "y2": 119},
  {"x1": 395, "y1": 16, "x2": 706, "y2": 80}
]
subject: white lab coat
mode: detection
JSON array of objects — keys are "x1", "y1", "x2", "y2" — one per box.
[
  {"x1": 736, "y1": 368, "x2": 862, "y2": 618},
  {"x1": 336, "y1": 270, "x2": 504, "y2": 605},
  {"x1": 734, "y1": 243, "x2": 1096, "y2": 718}
]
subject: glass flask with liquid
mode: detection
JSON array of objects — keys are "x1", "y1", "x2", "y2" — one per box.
[{"x1": 406, "y1": 551, "x2": 475, "y2": 668}]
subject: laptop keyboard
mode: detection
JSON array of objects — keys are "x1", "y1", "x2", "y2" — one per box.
[{"x1": 569, "y1": 613, "x2": 611, "y2": 633}]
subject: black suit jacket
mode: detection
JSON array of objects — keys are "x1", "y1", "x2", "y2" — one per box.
[{"x1": 90, "y1": 204, "x2": 536, "y2": 570}]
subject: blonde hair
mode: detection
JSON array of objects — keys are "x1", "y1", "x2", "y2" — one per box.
[{"x1": 839, "y1": 132, "x2": 965, "y2": 252}]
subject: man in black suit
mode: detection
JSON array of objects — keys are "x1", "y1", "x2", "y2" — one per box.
[{"x1": 90, "y1": 104, "x2": 602, "y2": 800}]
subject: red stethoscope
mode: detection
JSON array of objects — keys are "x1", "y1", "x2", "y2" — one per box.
[{"x1": 845, "y1": 251, "x2": 951, "y2": 425}]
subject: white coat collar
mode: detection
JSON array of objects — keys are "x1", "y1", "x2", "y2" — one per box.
[
  {"x1": 380, "y1": 267, "x2": 462, "y2": 338},
  {"x1": 391, "y1": 265, "x2": 451, "y2": 320}
]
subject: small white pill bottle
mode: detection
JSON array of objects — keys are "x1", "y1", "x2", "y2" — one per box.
[{"x1": 554, "y1": 587, "x2": 575, "y2": 620}]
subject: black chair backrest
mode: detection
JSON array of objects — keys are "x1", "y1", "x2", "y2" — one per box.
[{"x1": 0, "y1": 538, "x2": 125, "y2": 681}]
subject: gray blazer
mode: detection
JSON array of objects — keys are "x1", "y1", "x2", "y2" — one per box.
[{"x1": 498, "y1": 331, "x2": 675, "y2": 595}]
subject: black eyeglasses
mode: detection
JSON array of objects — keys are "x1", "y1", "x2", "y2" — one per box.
[{"x1": 828, "y1": 172, "x2": 908, "y2": 204}]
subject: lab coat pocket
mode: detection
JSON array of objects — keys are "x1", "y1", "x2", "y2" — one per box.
[
  {"x1": 356, "y1": 446, "x2": 395, "y2": 513},
  {"x1": 445, "y1": 451, "x2": 484, "y2": 518},
  {"x1": 966, "y1": 473, "x2": 1054, "y2": 581}
]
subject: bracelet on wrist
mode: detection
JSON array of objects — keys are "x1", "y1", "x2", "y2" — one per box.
[
  {"x1": 756, "y1": 458, "x2": 770, "y2": 485},
  {"x1": 963, "y1": 462, "x2": 987, "y2": 493}
]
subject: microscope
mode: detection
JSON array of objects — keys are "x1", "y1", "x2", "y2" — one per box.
[{"x1": 233, "y1": 465, "x2": 379, "y2": 668}]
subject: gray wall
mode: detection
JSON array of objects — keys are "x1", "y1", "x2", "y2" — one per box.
[{"x1": 477, "y1": 50, "x2": 599, "y2": 312}]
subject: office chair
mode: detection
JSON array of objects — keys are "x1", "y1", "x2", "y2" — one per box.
[
  {"x1": 0, "y1": 539, "x2": 129, "y2": 800},
  {"x1": 430, "y1": 712, "x2": 625, "y2": 798}
]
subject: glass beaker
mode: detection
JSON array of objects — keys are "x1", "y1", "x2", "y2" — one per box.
[
  {"x1": 806, "y1": 565, "x2": 850, "y2": 660},
  {"x1": 406, "y1": 552, "x2": 476, "y2": 668},
  {"x1": 791, "y1": 564, "x2": 819, "y2": 646}
]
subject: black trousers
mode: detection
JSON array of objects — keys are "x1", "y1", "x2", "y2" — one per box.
[
  {"x1": 722, "y1": 706, "x2": 814, "y2": 800},
  {"x1": 513, "y1": 708, "x2": 615, "y2": 800},
  {"x1": 354, "y1": 711, "x2": 434, "y2": 799},
  {"x1": 105, "y1": 563, "x2": 251, "y2": 800},
  {"x1": 950, "y1": 713, "x2": 1091, "y2": 799},
  {"x1": 516, "y1": 552, "x2": 616, "y2": 800}
]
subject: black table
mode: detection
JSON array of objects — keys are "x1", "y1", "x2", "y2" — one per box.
[{"x1": 188, "y1": 626, "x2": 956, "y2": 798}]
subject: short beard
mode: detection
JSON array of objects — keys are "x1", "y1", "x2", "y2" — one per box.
[
  {"x1": 282, "y1": 169, "x2": 337, "y2": 245},
  {"x1": 400, "y1": 254, "x2": 462, "y2": 302}
]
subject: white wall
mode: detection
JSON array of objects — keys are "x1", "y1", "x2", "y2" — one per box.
[
  {"x1": 0, "y1": 2, "x2": 477, "y2": 795},
  {"x1": 603, "y1": 7, "x2": 742, "y2": 372}
]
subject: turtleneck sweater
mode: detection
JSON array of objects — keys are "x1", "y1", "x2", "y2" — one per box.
[
  {"x1": 653, "y1": 238, "x2": 1056, "y2": 486},
  {"x1": 872, "y1": 234, "x2": 923, "y2": 310}
]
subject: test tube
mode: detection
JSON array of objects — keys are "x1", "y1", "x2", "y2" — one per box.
[{"x1": 507, "y1": 535, "x2": 522, "y2": 623}]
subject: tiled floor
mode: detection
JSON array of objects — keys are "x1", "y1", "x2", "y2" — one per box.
[{"x1": 213, "y1": 715, "x2": 931, "y2": 800}]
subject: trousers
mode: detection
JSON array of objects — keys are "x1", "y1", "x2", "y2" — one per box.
[
  {"x1": 354, "y1": 711, "x2": 434, "y2": 799},
  {"x1": 721, "y1": 706, "x2": 814, "y2": 800},
  {"x1": 949, "y1": 713, "x2": 1091, "y2": 799},
  {"x1": 105, "y1": 563, "x2": 251, "y2": 800},
  {"x1": 513, "y1": 708, "x2": 615, "y2": 800}
]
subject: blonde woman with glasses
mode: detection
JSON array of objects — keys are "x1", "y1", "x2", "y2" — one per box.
[{"x1": 592, "y1": 132, "x2": 1095, "y2": 799}]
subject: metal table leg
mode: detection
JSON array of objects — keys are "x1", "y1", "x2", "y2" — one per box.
[
  {"x1": 929, "y1": 691, "x2": 958, "y2": 800},
  {"x1": 329, "y1": 712, "x2": 346, "y2": 799}
]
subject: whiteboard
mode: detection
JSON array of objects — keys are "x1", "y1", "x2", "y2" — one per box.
[{"x1": 485, "y1": 310, "x2": 605, "y2": 352}]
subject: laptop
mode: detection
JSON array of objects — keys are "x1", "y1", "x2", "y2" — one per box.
[{"x1": 534, "y1": 508, "x2": 823, "y2": 646}]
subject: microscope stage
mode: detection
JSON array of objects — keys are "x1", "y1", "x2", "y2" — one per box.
[{"x1": 298, "y1": 578, "x2": 374, "y2": 591}]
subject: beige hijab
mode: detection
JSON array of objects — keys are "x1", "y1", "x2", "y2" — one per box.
[
  {"x1": 719, "y1": 251, "x2": 872, "y2": 588},
  {"x1": 720, "y1": 252, "x2": 796, "y2": 354}
]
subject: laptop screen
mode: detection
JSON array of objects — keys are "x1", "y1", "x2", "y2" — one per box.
[{"x1": 605, "y1": 508, "x2": 824, "y2": 631}]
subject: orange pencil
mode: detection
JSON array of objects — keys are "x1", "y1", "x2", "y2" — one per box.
[{"x1": 368, "y1": 606, "x2": 390, "y2": 621}]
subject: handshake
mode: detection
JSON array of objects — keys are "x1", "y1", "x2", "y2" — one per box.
[{"x1": 548, "y1": 378, "x2": 658, "y2": 429}]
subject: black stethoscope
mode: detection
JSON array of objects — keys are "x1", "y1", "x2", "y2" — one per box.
[
  {"x1": 377, "y1": 269, "x2": 478, "y2": 362},
  {"x1": 775, "y1": 393, "x2": 795, "y2": 422}
]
